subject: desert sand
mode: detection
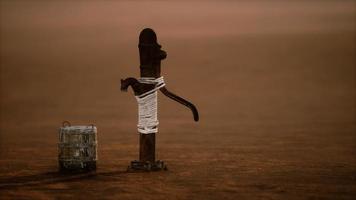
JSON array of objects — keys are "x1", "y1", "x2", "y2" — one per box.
[{"x1": 0, "y1": 0, "x2": 355, "y2": 199}]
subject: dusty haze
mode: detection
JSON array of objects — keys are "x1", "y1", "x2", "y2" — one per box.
[{"x1": 1, "y1": 0, "x2": 355, "y2": 199}]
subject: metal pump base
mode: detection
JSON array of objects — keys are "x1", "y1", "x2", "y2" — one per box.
[{"x1": 127, "y1": 160, "x2": 167, "y2": 172}]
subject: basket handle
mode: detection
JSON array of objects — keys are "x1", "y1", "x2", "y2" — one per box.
[
  {"x1": 89, "y1": 124, "x2": 95, "y2": 129},
  {"x1": 62, "y1": 121, "x2": 71, "y2": 127}
]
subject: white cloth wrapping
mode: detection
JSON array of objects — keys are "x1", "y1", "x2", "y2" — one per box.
[{"x1": 135, "y1": 77, "x2": 165, "y2": 134}]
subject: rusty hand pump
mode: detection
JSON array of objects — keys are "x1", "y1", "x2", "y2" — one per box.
[{"x1": 121, "y1": 28, "x2": 199, "y2": 171}]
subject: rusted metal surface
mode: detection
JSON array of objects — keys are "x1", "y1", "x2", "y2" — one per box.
[
  {"x1": 121, "y1": 28, "x2": 199, "y2": 171},
  {"x1": 160, "y1": 87, "x2": 199, "y2": 121}
]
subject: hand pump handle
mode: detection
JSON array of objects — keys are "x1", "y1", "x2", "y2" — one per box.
[{"x1": 160, "y1": 87, "x2": 199, "y2": 122}]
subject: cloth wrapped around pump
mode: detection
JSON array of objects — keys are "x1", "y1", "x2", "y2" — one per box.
[{"x1": 58, "y1": 122, "x2": 97, "y2": 171}]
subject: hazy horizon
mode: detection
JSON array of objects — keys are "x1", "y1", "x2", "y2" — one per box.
[{"x1": 1, "y1": 1, "x2": 355, "y2": 199}]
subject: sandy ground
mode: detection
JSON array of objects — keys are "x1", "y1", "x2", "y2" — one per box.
[{"x1": 0, "y1": 0, "x2": 355, "y2": 199}]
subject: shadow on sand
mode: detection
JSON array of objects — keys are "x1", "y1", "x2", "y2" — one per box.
[{"x1": 0, "y1": 170, "x2": 126, "y2": 189}]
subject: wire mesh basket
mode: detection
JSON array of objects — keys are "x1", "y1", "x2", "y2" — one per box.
[{"x1": 58, "y1": 121, "x2": 97, "y2": 171}]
